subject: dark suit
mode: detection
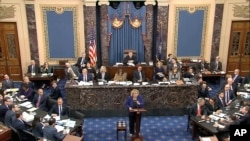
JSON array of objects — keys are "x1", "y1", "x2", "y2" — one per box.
[
  {"x1": 232, "y1": 74, "x2": 242, "y2": 85},
  {"x1": 133, "y1": 70, "x2": 146, "y2": 82},
  {"x1": 190, "y1": 103, "x2": 207, "y2": 117},
  {"x1": 49, "y1": 104, "x2": 68, "y2": 116},
  {"x1": 238, "y1": 113, "x2": 250, "y2": 125},
  {"x1": 1, "y1": 79, "x2": 14, "y2": 90},
  {"x1": 198, "y1": 87, "x2": 209, "y2": 99},
  {"x1": 196, "y1": 62, "x2": 209, "y2": 72},
  {"x1": 27, "y1": 64, "x2": 40, "y2": 73},
  {"x1": 4, "y1": 110, "x2": 16, "y2": 127},
  {"x1": 123, "y1": 55, "x2": 137, "y2": 65},
  {"x1": 50, "y1": 87, "x2": 62, "y2": 100},
  {"x1": 205, "y1": 102, "x2": 220, "y2": 115},
  {"x1": 223, "y1": 90, "x2": 236, "y2": 104},
  {"x1": 32, "y1": 94, "x2": 48, "y2": 111},
  {"x1": 12, "y1": 119, "x2": 29, "y2": 141},
  {"x1": 32, "y1": 122, "x2": 43, "y2": 137},
  {"x1": 78, "y1": 73, "x2": 94, "y2": 82},
  {"x1": 183, "y1": 72, "x2": 195, "y2": 78},
  {"x1": 76, "y1": 56, "x2": 90, "y2": 68},
  {"x1": 18, "y1": 88, "x2": 33, "y2": 101},
  {"x1": 0, "y1": 104, "x2": 9, "y2": 123},
  {"x1": 125, "y1": 95, "x2": 144, "y2": 135},
  {"x1": 19, "y1": 82, "x2": 35, "y2": 90},
  {"x1": 211, "y1": 61, "x2": 222, "y2": 72},
  {"x1": 96, "y1": 72, "x2": 110, "y2": 81},
  {"x1": 215, "y1": 96, "x2": 226, "y2": 109},
  {"x1": 43, "y1": 125, "x2": 65, "y2": 141}
]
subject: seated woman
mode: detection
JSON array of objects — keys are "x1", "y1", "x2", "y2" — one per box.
[
  {"x1": 96, "y1": 66, "x2": 110, "y2": 82},
  {"x1": 168, "y1": 58, "x2": 181, "y2": 81},
  {"x1": 154, "y1": 61, "x2": 167, "y2": 81},
  {"x1": 184, "y1": 67, "x2": 195, "y2": 79},
  {"x1": 85, "y1": 62, "x2": 96, "y2": 80},
  {"x1": 123, "y1": 51, "x2": 137, "y2": 66},
  {"x1": 41, "y1": 62, "x2": 53, "y2": 73},
  {"x1": 113, "y1": 69, "x2": 127, "y2": 81}
]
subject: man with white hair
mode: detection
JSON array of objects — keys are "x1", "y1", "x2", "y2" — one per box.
[
  {"x1": 232, "y1": 69, "x2": 242, "y2": 85},
  {"x1": 211, "y1": 56, "x2": 222, "y2": 72},
  {"x1": 64, "y1": 62, "x2": 80, "y2": 80},
  {"x1": 27, "y1": 60, "x2": 40, "y2": 73},
  {"x1": 223, "y1": 84, "x2": 236, "y2": 106}
]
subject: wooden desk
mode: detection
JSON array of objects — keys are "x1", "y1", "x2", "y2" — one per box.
[
  {"x1": 199, "y1": 135, "x2": 218, "y2": 141},
  {"x1": 0, "y1": 125, "x2": 11, "y2": 141},
  {"x1": 106, "y1": 66, "x2": 154, "y2": 81},
  {"x1": 26, "y1": 73, "x2": 56, "y2": 81}
]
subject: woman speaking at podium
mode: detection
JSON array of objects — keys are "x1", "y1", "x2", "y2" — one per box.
[{"x1": 125, "y1": 89, "x2": 144, "y2": 137}]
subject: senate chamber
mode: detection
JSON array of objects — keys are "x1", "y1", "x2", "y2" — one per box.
[{"x1": 0, "y1": 0, "x2": 250, "y2": 141}]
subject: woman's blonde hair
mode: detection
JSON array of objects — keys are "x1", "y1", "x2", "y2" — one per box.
[{"x1": 131, "y1": 89, "x2": 139, "y2": 96}]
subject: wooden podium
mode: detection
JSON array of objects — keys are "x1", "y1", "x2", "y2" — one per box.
[{"x1": 130, "y1": 108, "x2": 146, "y2": 141}]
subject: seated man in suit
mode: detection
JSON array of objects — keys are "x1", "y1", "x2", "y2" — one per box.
[
  {"x1": 205, "y1": 97, "x2": 220, "y2": 115},
  {"x1": 238, "y1": 105, "x2": 250, "y2": 124},
  {"x1": 18, "y1": 83, "x2": 33, "y2": 101},
  {"x1": 19, "y1": 76, "x2": 35, "y2": 90},
  {"x1": 32, "y1": 88, "x2": 48, "y2": 111},
  {"x1": 78, "y1": 68, "x2": 93, "y2": 82},
  {"x1": 96, "y1": 66, "x2": 110, "y2": 82},
  {"x1": 76, "y1": 52, "x2": 90, "y2": 71},
  {"x1": 0, "y1": 97, "x2": 11, "y2": 123},
  {"x1": 133, "y1": 65, "x2": 146, "y2": 83},
  {"x1": 211, "y1": 56, "x2": 222, "y2": 72},
  {"x1": 12, "y1": 110, "x2": 29, "y2": 141},
  {"x1": 183, "y1": 67, "x2": 195, "y2": 79},
  {"x1": 196, "y1": 57, "x2": 209, "y2": 73},
  {"x1": 198, "y1": 82, "x2": 210, "y2": 99},
  {"x1": 27, "y1": 60, "x2": 40, "y2": 74},
  {"x1": 190, "y1": 98, "x2": 207, "y2": 118},
  {"x1": 215, "y1": 92, "x2": 226, "y2": 109},
  {"x1": 49, "y1": 81, "x2": 62, "y2": 100},
  {"x1": 123, "y1": 51, "x2": 137, "y2": 66},
  {"x1": 4, "y1": 104, "x2": 19, "y2": 127},
  {"x1": 221, "y1": 77, "x2": 238, "y2": 97},
  {"x1": 64, "y1": 62, "x2": 80, "y2": 80},
  {"x1": 49, "y1": 97, "x2": 68, "y2": 117},
  {"x1": 43, "y1": 118, "x2": 66, "y2": 141},
  {"x1": 1, "y1": 74, "x2": 14, "y2": 90}
]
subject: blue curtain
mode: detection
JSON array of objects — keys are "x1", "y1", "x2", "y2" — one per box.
[{"x1": 108, "y1": 2, "x2": 146, "y2": 65}]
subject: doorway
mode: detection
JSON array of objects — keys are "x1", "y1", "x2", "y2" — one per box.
[
  {"x1": 227, "y1": 21, "x2": 250, "y2": 77},
  {"x1": 0, "y1": 22, "x2": 23, "y2": 81}
]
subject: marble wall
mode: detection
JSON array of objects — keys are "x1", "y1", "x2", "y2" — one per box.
[
  {"x1": 25, "y1": 4, "x2": 39, "y2": 63},
  {"x1": 100, "y1": 5, "x2": 109, "y2": 65},
  {"x1": 210, "y1": 4, "x2": 224, "y2": 62}
]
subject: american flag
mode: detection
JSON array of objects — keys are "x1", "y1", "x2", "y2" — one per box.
[{"x1": 89, "y1": 27, "x2": 97, "y2": 66}]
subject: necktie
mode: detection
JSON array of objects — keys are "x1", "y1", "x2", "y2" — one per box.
[
  {"x1": 215, "y1": 62, "x2": 218, "y2": 71},
  {"x1": 226, "y1": 91, "x2": 229, "y2": 103},
  {"x1": 139, "y1": 72, "x2": 142, "y2": 80},
  {"x1": 36, "y1": 96, "x2": 41, "y2": 107},
  {"x1": 197, "y1": 106, "x2": 201, "y2": 116},
  {"x1": 32, "y1": 65, "x2": 34, "y2": 73},
  {"x1": 233, "y1": 75, "x2": 237, "y2": 81},
  {"x1": 220, "y1": 98, "x2": 225, "y2": 107},
  {"x1": 59, "y1": 106, "x2": 61, "y2": 116},
  {"x1": 81, "y1": 58, "x2": 84, "y2": 65}
]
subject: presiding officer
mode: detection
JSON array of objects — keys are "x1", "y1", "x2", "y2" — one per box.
[{"x1": 125, "y1": 89, "x2": 144, "y2": 137}]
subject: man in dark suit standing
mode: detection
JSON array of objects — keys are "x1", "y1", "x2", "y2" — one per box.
[
  {"x1": 232, "y1": 69, "x2": 242, "y2": 85},
  {"x1": 12, "y1": 111, "x2": 29, "y2": 140},
  {"x1": 64, "y1": 62, "x2": 80, "y2": 80},
  {"x1": 1, "y1": 74, "x2": 14, "y2": 90},
  {"x1": 78, "y1": 68, "x2": 93, "y2": 82},
  {"x1": 49, "y1": 97, "x2": 68, "y2": 117},
  {"x1": 0, "y1": 97, "x2": 11, "y2": 123},
  {"x1": 27, "y1": 60, "x2": 40, "y2": 73},
  {"x1": 4, "y1": 104, "x2": 19, "y2": 127},
  {"x1": 49, "y1": 81, "x2": 61, "y2": 100},
  {"x1": 43, "y1": 118, "x2": 66, "y2": 141},
  {"x1": 32, "y1": 88, "x2": 48, "y2": 111},
  {"x1": 211, "y1": 56, "x2": 222, "y2": 72},
  {"x1": 133, "y1": 66, "x2": 146, "y2": 82},
  {"x1": 76, "y1": 52, "x2": 90, "y2": 71}
]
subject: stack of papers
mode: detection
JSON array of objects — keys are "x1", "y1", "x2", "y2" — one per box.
[
  {"x1": 55, "y1": 125, "x2": 64, "y2": 132},
  {"x1": 133, "y1": 83, "x2": 140, "y2": 86},
  {"x1": 19, "y1": 101, "x2": 32, "y2": 107},
  {"x1": 16, "y1": 96, "x2": 28, "y2": 102},
  {"x1": 183, "y1": 78, "x2": 190, "y2": 82},
  {"x1": 209, "y1": 115, "x2": 220, "y2": 121},
  {"x1": 78, "y1": 81, "x2": 93, "y2": 86},
  {"x1": 158, "y1": 82, "x2": 170, "y2": 85},
  {"x1": 22, "y1": 112, "x2": 34, "y2": 122},
  {"x1": 64, "y1": 120, "x2": 76, "y2": 128},
  {"x1": 27, "y1": 107, "x2": 37, "y2": 112},
  {"x1": 170, "y1": 81, "x2": 176, "y2": 84}
]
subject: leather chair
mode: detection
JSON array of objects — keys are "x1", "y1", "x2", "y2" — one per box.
[
  {"x1": 9, "y1": 126, "x2": 21, "y2": 141},
  {"x1": 23, "y1": 130, "x2": 38, "y2": 141}
]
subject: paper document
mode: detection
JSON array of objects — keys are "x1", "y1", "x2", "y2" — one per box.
[
  {"x1": 16, "y1": 96, "x2": 28, "y2": 102},
  {"x1": 65, "y1": 120, "x2": 76, "y2": 128},
  {"x1": 200, "y1": 137, "x2": 211, "y2": 141},
  {"x1": 22, "y1": 112, "x2": 34, "y2": 122},
  {"x1": 27, "y1": 107, "x2": 37, "y2": 112},
  {"x1": 55, "y1": 125, "x2": 64, "y2": 132},
  {"x1": 19, "y1": 101, "x2": 32, "y2": 107}
]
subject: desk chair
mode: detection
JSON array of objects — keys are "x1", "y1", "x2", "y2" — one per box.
[
  {"x1": 23, "y1": 130, "x2": 38, "y2": 141},
  {"x1": 9, "y1": 126, "x2": 21, "y2": 141}
]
